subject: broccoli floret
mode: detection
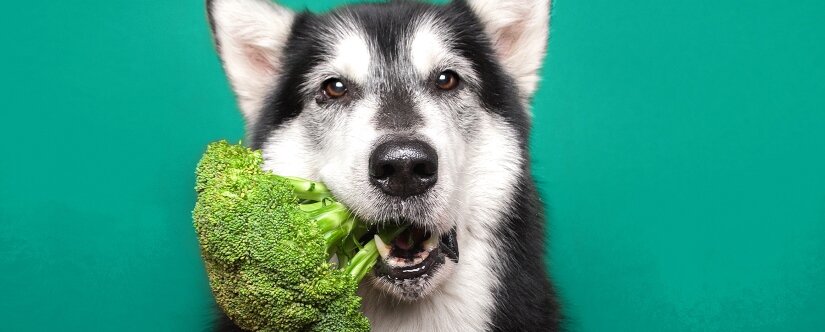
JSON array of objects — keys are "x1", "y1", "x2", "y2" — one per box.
[{"x1": 193, "y1": 141, "x2": 402, "y2": 331}]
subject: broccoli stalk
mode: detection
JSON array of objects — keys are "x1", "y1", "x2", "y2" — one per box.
[
  {"x1": 193, "y1": 141, "x2": 401, "y2": 331},
  {"x1": 294, "y1": 192, "x2": 402, "y2": 281}
]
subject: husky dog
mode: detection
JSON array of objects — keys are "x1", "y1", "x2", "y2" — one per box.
[{"x1": 206, "y1": 0, "x2": 559, "y2": 330}]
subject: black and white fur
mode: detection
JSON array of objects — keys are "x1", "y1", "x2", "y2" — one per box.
[{"x1": 206, "y1": 0, "x2": 560, "y2": 330}]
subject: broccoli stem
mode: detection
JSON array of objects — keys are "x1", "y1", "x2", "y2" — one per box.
[
  {"x1": 284, "y1": 175, "x2": 408, "y2": 283},
  {"x1": 304, "y1": 202, "x2": 351, "y2": 233},
  {"x1": 322, "y1": 216, "x2": 357, "y2": 254},
  {"x1": 340, "y1": 225, "x2": 409, "y2": 282},
  {"x1": 344, "y1": 240, "x2": 379, "y2": 282},
  {"x1": 285, "y1": 176, "x2": 331, "y2": 201}
]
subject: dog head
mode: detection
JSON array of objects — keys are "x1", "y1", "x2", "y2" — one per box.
[{"x1": 208, "y1": 0, "x2": 549, "y2": 301}]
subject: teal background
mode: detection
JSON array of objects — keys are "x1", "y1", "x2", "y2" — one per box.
[{"x1": 1, "y1": 0, "x2": 824, "y2": 331}]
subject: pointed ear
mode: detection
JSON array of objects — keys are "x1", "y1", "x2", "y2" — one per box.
[
  {"x1": 207, "y1": 0, "x2": 295, "y2": 123},
  {"x1": 466, "y1": 0, "x2": 551, "y2": 98}
]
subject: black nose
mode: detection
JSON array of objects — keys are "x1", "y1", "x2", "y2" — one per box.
[{"x1": 369, "y1": 139, "x2": 438, "y2": 197}]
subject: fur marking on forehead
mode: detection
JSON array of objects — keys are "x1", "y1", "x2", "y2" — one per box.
[
  {"x1": 330, "y1": 30, "x2": 372, "y2": 82},
  {"x1": 410, "y1": 17, "x2": 450, "y2": 77},
  {"x1": 407, "y1": 16, "x2": 479, "y2": 85}
]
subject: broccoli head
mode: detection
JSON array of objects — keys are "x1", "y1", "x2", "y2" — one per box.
[{"x1": 193, "y1": 141, "x2": 401, "y2": 331}]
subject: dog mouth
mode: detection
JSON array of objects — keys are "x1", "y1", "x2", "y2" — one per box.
[{"x1": 370, "y1": 224, "x2": 458, "y2": 292}]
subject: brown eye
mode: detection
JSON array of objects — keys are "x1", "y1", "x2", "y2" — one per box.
[
  {"x1": 435, "y1": 70, "x2": 459, "y2": 90},
  {"x1": 323, "y1": 79, "x2": 347, "y2": 98}
]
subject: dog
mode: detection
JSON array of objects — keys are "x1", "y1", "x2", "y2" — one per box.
[{"x1": 206, "y1": 0, "x2": 560, "y2": 330}]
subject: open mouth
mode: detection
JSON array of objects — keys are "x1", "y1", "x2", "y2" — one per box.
[{"x1": 372, "y1": 225, "x2": 459, "y2": 282}]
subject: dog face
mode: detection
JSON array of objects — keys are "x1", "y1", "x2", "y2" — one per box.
[{"x1": 208, "y1": 0, "x2": 549, "y2": 303}]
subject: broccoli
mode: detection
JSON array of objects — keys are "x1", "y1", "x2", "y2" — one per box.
[{"x1": 192, "y1": 141, "x2": 403, "y2": 331}]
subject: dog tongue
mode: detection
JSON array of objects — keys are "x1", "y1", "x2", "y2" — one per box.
[
  {"x1": 395, "y1": 235, "x2": 413, "y2": 250},
  {"x1": 393, "y1": 227, "x2": 426, "y2": 251}
]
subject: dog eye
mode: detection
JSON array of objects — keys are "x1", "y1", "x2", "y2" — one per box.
[
  {"x1": 322, "y1": 79, "x2": 347, "y2": 98},
  {"x1": 435, "y1": 71, "x2": 460, "y2": 91}
]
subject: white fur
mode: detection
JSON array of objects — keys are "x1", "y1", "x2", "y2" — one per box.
[
  {"x1": 331, "y1": 34, "x2": 373, "y2": 83},
  {"x1": 408, "y1": 16, "x2": 480, "y2": 86},
  {"x1": 258, "y1": 12, "x2": 527, "y2": 331},
  {"x1": 410, "y1": 18, "x2": 448, "y2": 77},
  {"x1": 209, "y1": 0, "x2": 294, "y2": 125},
  {"x1": 360, "y1": 114, "x2": 524, "y2": 332},
  {"x1": 467, "y1": 0, "x2": 551, "y2": 101},
  {"x1": 298, "y1": 20, "x2": 373, "y2": 96},
  {"x1": 260, "y1": 119, "x2": 317, "y2": 179},
  {"x1": 412, "y1": 92, "x2": 467, "y2": 236},
  {"x1": 316, "y1": 96, "x2": 382, "y2": 217},
  {"x1": 357, "y1": 18, "x2": 526, "y2": 330}
]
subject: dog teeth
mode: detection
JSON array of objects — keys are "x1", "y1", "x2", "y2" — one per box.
[
  {"x1": 423, "y1": 233, "x2": 438, "y2": 252},
  {"x1": 375, "y1": 234, "x2": 391, "y2": 260},
  {"x1": 387, "y1": 255, "x2": 426, "y2": 268},
  {"x1": 416, "y1": 250, "x2": 430, "y2": 263}
]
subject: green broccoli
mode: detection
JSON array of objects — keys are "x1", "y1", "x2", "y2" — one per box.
[{"x1": 192, "y1": 141, "x2": 403, "y2": 331}]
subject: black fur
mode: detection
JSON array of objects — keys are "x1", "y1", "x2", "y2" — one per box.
[
  {"x1": 249, "y1": 12, "x2": 317, "y2": 149},
  {"x1": 488, "y1": 170, "x2": 563, "y2": 331},
  {"x1": 374, "y1": 87, "x2": 423, "y2": 130},
  {"x1": 207, "y1": 0, "x2": 559, "y2": 330},
  {"x1": 438, "y1": 3, "x2": 562, "y2": 329}
]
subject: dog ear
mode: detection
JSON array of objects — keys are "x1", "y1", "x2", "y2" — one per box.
[
  {"x1": 465, "y1": 0, "x2": 551, "y2": 98},
  {"x1": 207, "y1": 0, "x2": 295, "y2": 123}
]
